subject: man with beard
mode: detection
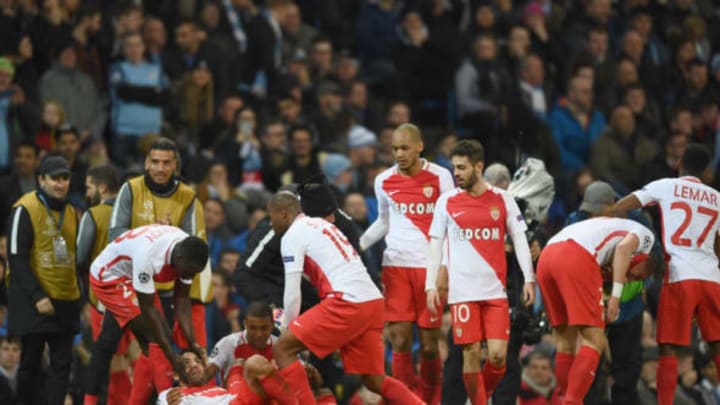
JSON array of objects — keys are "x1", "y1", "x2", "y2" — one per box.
[
  {"x1": 76, "y1": 164, "x2": 132, "y2": 405},
  {"x1": 425, "y1": 140, "x2": 536, "y2": 405},
  {"x1": 109, "y1": 137, "x2": 210, "y2": 403}
]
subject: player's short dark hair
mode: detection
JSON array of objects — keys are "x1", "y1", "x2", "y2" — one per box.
[
  {"x1": 245, "y1": 301, "x2": 273, "y2": 320},
  {"x1": 450, "y1": 140, "x2": 485, "y2": 165},
  {"x1": 681, "y1": 144, "x2": 711, "y2": 176},
  {"x1": 148, "y1": 137, "x2": 179, "y2": 158},
  {"x1": 177, "y1": 236, "x2": 209, "y2": 269},
  {"x1": 87, "y1": 164, "x2": 120, "y2": 194}
]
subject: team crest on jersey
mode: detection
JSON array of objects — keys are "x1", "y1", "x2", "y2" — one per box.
[
  {"x1": 490, "y1": 206, "x2": 500, "y2": 221},
  {"x1": 423, "y1": 185, "x2": 434, "y2": 198}
]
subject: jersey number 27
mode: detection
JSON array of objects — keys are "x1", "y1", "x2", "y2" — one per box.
[{"x1": 670, "y1": 202, "x2": 718, "y2": 247}]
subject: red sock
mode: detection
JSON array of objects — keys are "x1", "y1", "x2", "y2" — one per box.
[
  {"x1": 564, "y1": 346, "x2": 600, "y2": 404},
  {"x1": 279, "y1": 360, "x2": 317, "y2": 405},
  {"x1": 107, "y1": 370, "x2": 132, "y2": 405},
  {"x1": 128, "y1": 354, "x2": 154, "y2": 405},
  {"x1": 148, "y1": 343, "x2": 173, "y2": 392},
  {"x1": 420, "y1": 358, "x2": 441, "y2": 404},
  {"x1": 379, "y1": 376, "x2": 425, "y2": 405},
  {"x1": 555, "y1": 352, "x2": 574, "y2": 393},
  {"x1": 391, "y1": 352, "x2": 417, "y2": 389},
  {"x1": 259, "y1": 373, "x2": 298, "y2": 405},
  {"x1": 83, "y1": 394, "x2": 98, "y2": 405},
  {"x1": 482, "y1": 362, "x2": 506, "y2": 395},
  {"x1": 462, "y1": 372, "x2": 486, "y2": 405},
  {"x1": 657, "y1": 355, "x2": 678, "y2": 405}
]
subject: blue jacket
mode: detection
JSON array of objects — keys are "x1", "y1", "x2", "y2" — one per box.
[
  {"x1": 548, "y1": 104, "x2": 606, "y2": 171},
  {"x1": 356, "y1": 3, "x2": 399, "y2": 62},
  {"x1": 109, "y1": 60, "x2": 167, "y2": 136}
]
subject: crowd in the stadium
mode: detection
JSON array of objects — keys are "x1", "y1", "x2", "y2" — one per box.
[{"x1": 1, "y1": 0, "x2": 720, "y2": 404}]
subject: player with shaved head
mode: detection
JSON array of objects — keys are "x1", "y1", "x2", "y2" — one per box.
[{"x1": 360, "y1": 123, "x2": 454, "y2": 402}]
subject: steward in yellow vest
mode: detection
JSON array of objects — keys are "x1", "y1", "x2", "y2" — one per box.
[{"x1": 6, "y1": 155, "x2": 80, "y2": 405}]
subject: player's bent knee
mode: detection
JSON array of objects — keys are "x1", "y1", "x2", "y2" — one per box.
[
  {"x1": 245, "y1": 355, "x2": 273, "y2": 379},
  {"x1": 487, "y1": 351, "x2": 506, "y2": 366}
]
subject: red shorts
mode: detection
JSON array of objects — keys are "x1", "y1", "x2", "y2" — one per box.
[
  {"x1": 290, "y1": 298, "x2": 385, "y2": 375},
  {"x1": 536, "y1": 241, "x2": 604, "y2": 328},
  {"x1": 90, "y1": 276, "x2": 142, "y2": 327},
  {"x1": 450, "y1": 300, "x2": 509, "y2": 344},
  {"x1": 172, "y1": 303, "x2": 208, "y2": 348},
  {"x1": 657, "y1": 280, "x2": 720, "y2": 345},
  {"x1": 90, "y1": 305, "x2": 135, "y2": 354},
  {"x1": 382, "y1": 266, "x2": 445, "y2": 328}
]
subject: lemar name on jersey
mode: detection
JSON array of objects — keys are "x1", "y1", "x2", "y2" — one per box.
[{"x1": 673, "y1": 184, "x2": 719, "y2": 206}]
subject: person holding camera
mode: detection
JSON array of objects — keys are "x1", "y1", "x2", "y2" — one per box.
[{"x1": 536, "y1": 181, "x2": 657, "y2": 405}]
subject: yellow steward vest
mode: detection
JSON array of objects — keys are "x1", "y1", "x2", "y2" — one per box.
[
  {"x1": 87, "y1": 202, "x2": 112, "y2": 308},
  {"x1": 127, "y1": 176, "x2": 212, "y2": 302},
  {"x1": 11, "y1": 191, "x2": 80, "y2": 301}
]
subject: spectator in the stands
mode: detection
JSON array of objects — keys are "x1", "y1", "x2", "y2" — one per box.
[
  {"x1": 109, "y1": 31, "x2": 168, "y2": 166},
  {"x1": 0, "y1": 58, "x2": 37, "y2": 176},
  {"x1": 456, "y1": 33, "x2": 512, "y2": 137},
  {"x1": 34, "y1": 100, "x2": 65, "y2": 153},
  {"x1": 590, "y1": 104, "x2": 659, "y2": 193},
  {"x1": 641, "y1": 132, "x2": 688, "y2": 184},
  {"x1": 53, "y1": 124, "x2": 89, "y2": 208},
  {"x1": 280, "y1": 2, "x2": 317, "y2": 64},
  {"x1": 517, "y1": 54, "x2": 554, "y2": 120},
  {"x1": 548, "y1": 75, "x2": 606, "y2": 173},
  {"x1": 259, "y1": 119, "x2": 288, "y2": 192},
  {"x1": 0, "y1": 142, "x2": 38, "y2": 235},
  {"x1": 39, "y1": 41, "x2": 106, "y2": 142},
  {"x1": 282, "y1": 124, "x2": 326, "y2": 185}
]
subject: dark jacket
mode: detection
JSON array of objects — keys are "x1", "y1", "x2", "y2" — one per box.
[
  {"x1": 6, "y1": 191, "x2": 81, "y2": 336},
  {"x1": 234, "y1": 210, "x2": 362, "y2": 311}
]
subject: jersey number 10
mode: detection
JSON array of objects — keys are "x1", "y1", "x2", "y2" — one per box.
[{"x1": 670, "y1": 202, "x2": 718, "y2": 247}]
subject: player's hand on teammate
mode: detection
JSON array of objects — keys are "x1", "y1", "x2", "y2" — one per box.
[
  {"x1": 606, "y1": 296, "x2": 621, "y2": 323},
  {"x1": 522, "y1": 282, "x2": 536, "y2": 307},
  {"x1": 166, "y1": 387, "x2": 184, "y2": 405},
  {"x1": 35, "y1": 297, "x2": 55, "y2": 315}
]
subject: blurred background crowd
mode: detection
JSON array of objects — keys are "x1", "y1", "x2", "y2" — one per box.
[{"x1": 1, "y1": 0, "x2": 720, "y2": 404}]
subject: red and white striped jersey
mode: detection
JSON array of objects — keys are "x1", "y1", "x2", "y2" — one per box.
[
  {"x1": 429, "y1": 186, "x2": 527, "y2": 303},
  {"x1": 547, "y1": 217, "x2": 654, "y2": 266},
  {"x1": 374, "y1": 161, "x2": 454, "y2": 267},
  {"x1": 89, "y1": 224, "x2": 192, "y2": 293},
  {"x1": 633, "y1": 176, "x2": 720, "y2": 283},
  {"x1": 208, "y1": 330, "x2": 276, "y2": 381},
  {"x1": 281, "y1": 215, "x2": 382, "y2": 303}
]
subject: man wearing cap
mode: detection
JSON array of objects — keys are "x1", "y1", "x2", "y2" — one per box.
[
  {"x1": 536, "y1": 181, "x2": 656, "y2": 405},
  {"x1": 6, "y1": 154, "x2": 81, "y2": 405}
]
